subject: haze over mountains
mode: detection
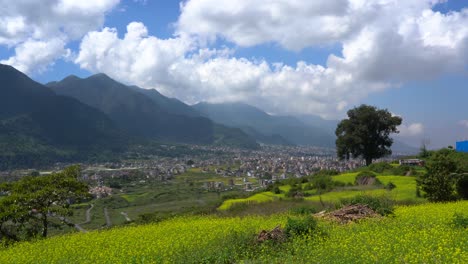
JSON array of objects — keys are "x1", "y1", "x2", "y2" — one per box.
[
  {"x1": 193, "y1": 102, "x2": 335, "y2": 147},
  {"x1": 0, "y1": 64, "x2": 417, "y2": 168}
]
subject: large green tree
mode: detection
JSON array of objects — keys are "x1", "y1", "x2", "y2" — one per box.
[
  {"x1": 0, "y1": 165, "x2": 89, "y2": 242},
  {"x1": 335, "y1": 105, "x2": 402, "y2": 166}
]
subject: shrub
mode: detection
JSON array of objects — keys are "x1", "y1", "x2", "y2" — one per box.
[
  {"x1": 339, "y1": 194, "x2": 394, "y2": 216},
  {"x1": 386, "y1": 182, "x2": 396, "y2": 190},
  {"x1": 290, "y1": 206, "x2": 317, "y2": 215},
  {"x1": 452, "y1": 213, "x2": 468, "y2": 228},
  {"x1": 286, "y1": 185, "x2": 303, "y2": 198},
  {"x1": 284, "y1": 216, "x2": 318, "y2": 236},
  {"x1": 272, "y1": 186, "x2": 281, "y2": 194},
  {"x1": 315, "y1": 169, "x2": 340, "y2": 176},
  {"x1": 456, "y1": 174, "x2": 468, "y2": 200},
  {"x1": 368, "y1": 162, "x2": 393, "y2": 173},
  {"x1": 418, "y1": 152, "x2": 458, "y2": 202},
  {"x1": 355, "y1": 171, "x2": 381, "y2": 186},
  {"x1": 312, "y1": 175, "x2": 335, "y2": 192}
]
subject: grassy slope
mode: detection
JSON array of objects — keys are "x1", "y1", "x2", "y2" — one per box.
[
  {"x1": 219, "y1": 173, "x2": 424, "y2": 210},
  {"x1": 1, "y1": 202, "x2": 467, "y2": 263}
]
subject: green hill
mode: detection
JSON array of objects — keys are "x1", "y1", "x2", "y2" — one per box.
[
  {"x1": 0, "y1": 64, "x2": 126, "y2": 169},
  {"x1": 48, "y1": 74, "x2": 258, "y2": 148}
]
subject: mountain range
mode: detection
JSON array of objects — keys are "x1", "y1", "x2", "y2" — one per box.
[
  {"x1": 0, "y1": 64, "x2": 417, "y2": 168},
  {"x1": 193, "y1": 102, "x2": 335, "y2": 147}
]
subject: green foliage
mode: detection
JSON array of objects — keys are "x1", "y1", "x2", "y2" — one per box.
[
  {"x1": 386, "y1": 182, "x2": 397, "y2": 191},
  {"x1": 339, "y1": 194, "x2": 394, "y2": 216},
  {"x1": 368, "y1": 162, "x2": 393, "y2": 173},
  {"x1": 286, "y1": 184, "x2": 303, "y2": 198},
  {"x1": 315, "y1": 169, "x2": 340, "y2": 176},
  {"x1": 418, "y1": 152, "x2": 458, "y2": 202},
  {"x1": 335, "y1": 105, "x2": 402, "y2": 166},
  {"x1": 289, "y1": 206, "x2": 317, "y2": 215},
  {"x1": 391, "y1": 165, "x2": 417, "y2": 176},
  {"x1": 284, "y1": 216, "x2": 318, "y2": 236},
  {"x1": 456, "y1": 174, "x2": 468, "y2": 199},
  {"x1": 312, "y1": 174, "x2": 335, "y2": 192},
  {"x1": 355, "y1": 171, "x2": 382, "y2": 186},
  {"x1": 452, "y1": 213, "x2": 468, "y2": 228},
  {"x1": 1, "y1": 202, "x2": 467, "y2": 263},
  {"x1": 0, "y1": 165, "x2": 90, "y2": 243}
]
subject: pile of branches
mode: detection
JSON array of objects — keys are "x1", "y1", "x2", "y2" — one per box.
[
  {"x1": 256, "y1": 225, "x2": 286, "y2": 243},
  {"x1": 317, "y1": 204, "x2": 380, "y2": 223}
]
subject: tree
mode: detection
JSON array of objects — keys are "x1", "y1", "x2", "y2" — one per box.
[
  {"x1": 418, "y1": 152, "x2": 458, "y2": 202},
  {"x1": 0, "y1": 165, "x2": 90, "y2": 242},
  {"x1": 335, "y1": 105, "x2": 402, "y2": 166}
]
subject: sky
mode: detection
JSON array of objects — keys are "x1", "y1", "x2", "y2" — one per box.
[{"x1": 0, "y1": 0, "x2": 467, "y2": 149}]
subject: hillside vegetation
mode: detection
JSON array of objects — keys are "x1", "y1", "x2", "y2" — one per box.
[{"x1": 1, "y1": 201, "x2": 467, "y2": 263}]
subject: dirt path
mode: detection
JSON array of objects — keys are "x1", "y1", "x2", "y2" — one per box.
[
  {"x1": 79, "y1": 204, "x2": 94, "y2": 225},
  {"x1": 104, "y1": 207, "x2": 112, "y2": 227},
  {"x1": 120, "y1": 212, "x2": 131, "y2": 222},
  {"x1": 54, "y1": 215, "x2": 87, "y2": 233}
]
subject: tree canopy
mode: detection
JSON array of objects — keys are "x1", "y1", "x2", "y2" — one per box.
[
  {"x1": 0, "y1": 165, "x2": 89, "y2": 244},
  {"x1": 335, "y1": 105, "x2": 402, "y2": 166}
]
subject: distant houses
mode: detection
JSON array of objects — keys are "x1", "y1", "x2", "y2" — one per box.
[
  {"x1": 399, "y1": 159, "x2": 425, "y2": 166},
  {"x1": 456, "y1": 141, "x2": 468, "y2": 153}
]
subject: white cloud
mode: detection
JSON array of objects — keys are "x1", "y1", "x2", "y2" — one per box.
[
  {"x1": 177, "y1": 0, "x2": 355, "y2": 50},
  {"x1": 70, "y1": 1, "x2": 468, "y2": 118},
  {"x1": 0, "y1": 38, "x2": 70, "y2": 74},
  {"x1": 459, "y1": 120, "x2": 468, "y2": 128},
  {"x1": 399, "y1": 123, "x2": 425, "y2": 136},
  {"x1": 0, "y1": 0, "x2": 119, "y2": 74},
  {"x1": 76, "y1": 22, "x2": 389, "y2": 118},
  {"x1": 178, "y1": 0, "x2": 468, "y2": 83}
]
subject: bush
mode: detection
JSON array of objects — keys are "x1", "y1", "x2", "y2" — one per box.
[
  {"x1": 315, "y1": 169, "x2": 339, "y2": 176},
  {"x1": 286, "y1": 184, "x2": 302, "y2": 198},
  {"x1": 312, "y1": 175, "x2": 335, "y2": 192},
  {"x1": 368, "y1": 162, "x2": 393, "y2": 173},
  {"x1": 386, "y1": 182, "x2": 396, "y2": 190},
  {"x1": 456, "y1": 174, "x2": 468, "y2": 200},
  {"x1": 355, "y1": 171, "x2": 381, "y2": 186},
  {"x1": 284, "y1": 216, "x2": 318, "y2": 236},
  {"x1": 418, "y1": 152, "x2": 458, "y2": 202},
  {"x1": 272, "y1": 186, "x2": 281, "y2": 194},
  {"x1": 290, "y1": 206, "x2": 317, "y2": 215},
  {"x1": 452, "y1": 213, "x2": 468, "y2": 228},
  {"x1": 339, "y1": 194, "x2": 394, "y2": 216}
]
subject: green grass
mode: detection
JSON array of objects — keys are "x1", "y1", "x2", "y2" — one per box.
[
  {"x1": 218, "y1": 192, "x2": 283, "y2": 210},
  {"x1": 2, "y1": 201, "x2": 467, "y2": 263},
  {"x1": 219, "y1": 173, "x2": 424, "y2": 210},
  {"x1": 333, "y1": 172, "x2": 359, "y2": 184}
]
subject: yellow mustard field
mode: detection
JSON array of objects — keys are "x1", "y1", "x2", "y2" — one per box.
[{"x1": 1, "y1": 201, "x2": 467, "y2": 263}]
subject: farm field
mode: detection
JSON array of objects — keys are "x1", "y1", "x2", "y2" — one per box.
[
  {"x1": 219, "y1": 172, "x2": 425, "y2": 210},
  {"x1": 1, "y1": 201, "x2": 467, "y2": 263}
]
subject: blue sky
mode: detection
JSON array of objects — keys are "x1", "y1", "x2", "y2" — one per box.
[{"x1": 0, "y1": 0, "x2": 467, "y2": 148}]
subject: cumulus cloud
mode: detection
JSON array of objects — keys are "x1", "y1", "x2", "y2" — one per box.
[
  {"x1": 399, "y1": 123, "x2": 425, "y2": 136},
  {"x1": 0, "y1": 0, "x2": 119, "y2": 73},
  {"x1": 459, "y1": 120, "x2": 468, "y2": 128},
  {"x1": 0, "y1": 38, "x2": 70, "y2": 74},
  {"x1": 76, "y1": 0, "x2": 468, "y2": 118},
  {"x1": 76, "y1": 22, "x2": 390, "y2": 118}
]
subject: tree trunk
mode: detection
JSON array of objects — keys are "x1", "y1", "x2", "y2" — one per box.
[
  {"x1": 42, "y1": 213, "x2": 48, "y2": 238},
  {"x1": 365, "y1": 157, "x2": 372, "y2": 166}
]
